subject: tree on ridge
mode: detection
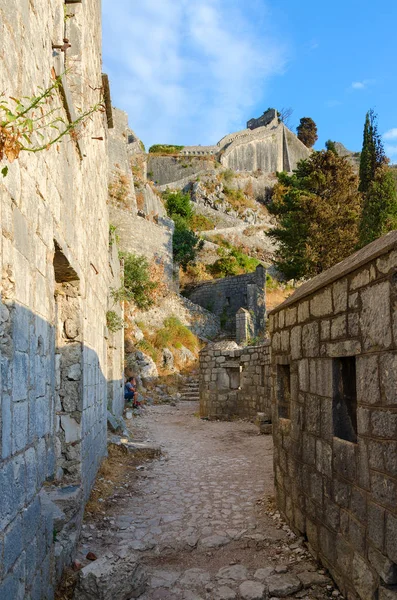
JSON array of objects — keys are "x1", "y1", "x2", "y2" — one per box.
[
  {"x1": 358, "y1": 109, "x2": 397, "y2": 246},
  {"x1": 297, "y1": 117, "x2": 318, "y2": 148}
]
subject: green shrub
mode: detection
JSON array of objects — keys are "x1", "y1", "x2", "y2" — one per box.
[
  {"x1": 106, "y1": 311, "x2": 124, "y2": 332},
  {"x1": 113, "y1": 252, "x2": 158, "y2": 310},
  {"x1": 207, "y1": 242, "x2": 260, "y2": 278},
  {"x1": 173, "y1": 223, "x2": 204, "y2": 270},
  {"x1": 149, "y1": 144, "x2": 184, "y2": 154},
  {"x1": 221, "y1": 169, "x2": 234, "y2": 183},
  {"x1": 163, "y1": 190, "x2": 193, "y2": 221}
]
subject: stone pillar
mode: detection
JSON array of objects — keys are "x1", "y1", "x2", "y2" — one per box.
[{"x1": 236, "y1": 308, "x2": 253, "y2": 345}]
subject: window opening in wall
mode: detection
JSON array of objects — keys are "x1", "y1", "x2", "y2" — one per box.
[
  {"x1": 333, "y1": 357, "x2": 357, "y2": 443},
  {"x1": 260, "y1": 364, "x2": 266, "y2": 386},
  {"x1": 244, "y1": 294, "x2": 248, "y2": 304},
  {"x1": 228, "y1": 366, "x2": 241, "y2": 390},
  {"x1": 226, "y1": 296, "x2": 231, "y2": 306},
  {"x1": 277, "y1": 364, "x2": 291, "y2": 419}
]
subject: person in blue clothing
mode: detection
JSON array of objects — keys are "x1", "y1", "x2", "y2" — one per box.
[{"x1": 124, "y1": 376, "x2": 136, "y2": 402}]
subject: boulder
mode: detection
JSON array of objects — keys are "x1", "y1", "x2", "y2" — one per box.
[
  {"x1": 127, "y1": 350, "x2": 158, "y2": 380},
  {"x1": 73, "y1": 550, "x2": 147, "y2": 600},
  {"x1": 239, "y1": 581, "x2": 266, "y2": 600},
  {"x1": 176, "y1": 345, "x2": 196, "y2": 365},
  {"x1": 267, "y1": 573, "x2": 302, "y2": 597},
  {"x1": 162, "y1": 348, "x2": 175, "y2": 371}
]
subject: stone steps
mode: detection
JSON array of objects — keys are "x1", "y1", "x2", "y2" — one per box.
[{"x1": 180, "y1": 379, "x2": 200, "y2": 402}]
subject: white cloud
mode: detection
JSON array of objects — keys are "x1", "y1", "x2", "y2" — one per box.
[
  {"x1": 351, "y1": 79, "x2": 375, "y2": 90},
  {"x1": 385, "y1": 144, "x2": 397, "y2": 158},
  {"x1": 383, "y1": 128, "x2": 397, "y2": 141},
  {"x1": 102, "y1": 0, "x2": 286, "y2": 147}
]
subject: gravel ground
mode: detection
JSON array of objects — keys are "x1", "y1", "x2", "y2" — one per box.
[{"x1": 76, "y1": 402, "x2": 341, "y2": 600}]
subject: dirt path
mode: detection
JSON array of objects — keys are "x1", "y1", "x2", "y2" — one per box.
[{"x1": 77, "y1": 402, "x2": 339, "y2": 599}]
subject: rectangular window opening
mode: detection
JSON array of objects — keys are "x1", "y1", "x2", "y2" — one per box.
[
  {"x1": 229, "y1": 367, "x2": 241, "y2": 390},
  {"x1": 226, "y1": 296, "x2": 231, "y2": 306},
  {"x1": 260, "y1": 364, "x2": 266, "y2": 387},
  {"x1": 333, "y1": 357, "x2": 357, "y2": 443},
  {"x1": 277, "y1": 364, "x2": 291, "y2": 419}
]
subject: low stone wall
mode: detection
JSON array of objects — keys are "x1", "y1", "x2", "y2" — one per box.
[
  {"x1": 199, "y1": 341, "x2": 271, "y2": 420},
  {"x1": 269, "y1": 230, "x2": 397, "y2": 600}
]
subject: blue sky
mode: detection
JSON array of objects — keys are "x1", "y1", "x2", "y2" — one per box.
[{"x1": 102, "y1": 0, "x2": 397, "y2": 160}]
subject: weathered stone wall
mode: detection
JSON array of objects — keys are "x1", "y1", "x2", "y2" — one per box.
[
  {"x1": 187, "y1": 265, "x2": 266, "y2": 335},
  {"x1": 109, "y1": 206, "x2": 175, "y2": 288},
  {"x1": 220, "y1": 123, "x2": 309, "y2": 173},
  {"x1": 247, "y1": 108, "x2": 278, "y2": 130},
  {"x1": 0, "y1": 0, "x2": 123, "y2": 597},
  {"x1": 269, "y1": 231, "x2": 397, "y2": 600},
  {"x1": 148, "y1": 155, "x2": 216, "y2": 186},
  {"x1": 199, "y1": 341, "x2": 271, "y2": 420},
  {"x1": 108, "y1": 109, "x2": 176, "y2": 288}
]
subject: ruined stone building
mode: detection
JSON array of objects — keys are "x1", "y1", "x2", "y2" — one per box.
[
  {"x1": 0, "y1": 0, "x2": 124, "y2": 597},
  {"x1": 269, "y1": 231, "x2": 397, "y2": 600},
  {"x1": 187, "y1": 265, "x2": 267, "y2": 340},
  {"x1": 199, "y1": 340, "x2": 271, "y2": 421}
]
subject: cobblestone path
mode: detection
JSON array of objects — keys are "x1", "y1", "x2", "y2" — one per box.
[{"x1": 78, "y1": 402, "x2": 338, "y2": 599}]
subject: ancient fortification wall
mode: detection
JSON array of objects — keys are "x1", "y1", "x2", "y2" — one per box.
[
  {"x1": 186, "y1": 265, "x2": 266, "y2": 335},
  {"x1": 220, "y1": 123, "x2": 310, "y2": 173},
  {"x1": 269, "y1": 231, "x2": 397, "y2": 600},
  {"x1": 148, "y1": 120, "x2": 310, "y2": 188},
  {"x1": 0, "y1": 1, "x2": 123, "y2": 597},
  {"x1": 148, "y1": 155, "x2": 216, "y2": 186},
  {"x1": 199, "y1": 341, "x2": 271, "y2": 420}
]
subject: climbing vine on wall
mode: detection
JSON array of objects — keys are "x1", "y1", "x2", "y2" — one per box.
[{"x1": 0, "y1": 74, "x2": 104, "y2": 176}]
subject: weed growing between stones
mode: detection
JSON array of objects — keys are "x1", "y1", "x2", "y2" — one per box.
[{"x1": 0, "y1": 74, "x2": 104, "y2": 176}]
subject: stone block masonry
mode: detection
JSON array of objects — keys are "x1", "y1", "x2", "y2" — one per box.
[
  {"x1": 0, "y1": 0, "x2": 124, "y2": 597},
  {"x1": 199, "y1": 340, "x2": 271, "y2": 421},
  {"x1": 269, "y1": 230, "x2": 397, "y2": 600},
  {"x1": 187, "y1": 265, "x2": 266, "y2": 337}
]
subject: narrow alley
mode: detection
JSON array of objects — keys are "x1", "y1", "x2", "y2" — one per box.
[{"x1": 75, "y1": 402, "x2": 338, "y2": 600}]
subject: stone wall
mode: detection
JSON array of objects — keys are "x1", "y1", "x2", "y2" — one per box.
[
  {"x1": 247, "y1": 108, "x2": 278, "y2": 130},
  {"x1": 108, "y1": 109, "x2": 176, "y2": 288},
  {"x1": 148, "y1": 155, "x2": 216, "y2": 186},
  {"x1": 109, "y1": 206, "x2": 175, "y2": 288},
  {"x1": 199, "y1": 341, "x2": 271, "y2": 420},
  {"x1": 0, "y1": 0, "x2": 123, "y2": 597},
  {"x1": 269, "y1": 230, "x2": 397, "y2": 600},
  {"x1": 220, "y1": 123, "x2": 309, "y2": 173},
  {"x1": 187, "y1": 265, "x2": 266, "y2": 336}
]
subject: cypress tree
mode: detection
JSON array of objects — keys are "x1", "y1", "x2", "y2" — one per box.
[{"x1": 358, "y1": 110, "x2": 397, "y2": 246}]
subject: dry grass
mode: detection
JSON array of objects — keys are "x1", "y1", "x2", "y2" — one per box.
[
  {"x1": 266, "y1": 287, "x2": 293, "y2": 311},
  {"x1": 108, "y1": 171, "x2": 131, "y2": 209},
  {"x1": 55, "y1": 568, "x2": 78, "y2": 600},
  {"x1": 84, "y1": 444, "x2": 133, "y2": 517},
  {"x1": 136, "y1": 191, "x2": 145, "y2": 211}
]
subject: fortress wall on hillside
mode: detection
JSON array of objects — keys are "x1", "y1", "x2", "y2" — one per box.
[
  {"x1": 221, "y1": 128, "x2": 283, "y2": 172},
  {"x1": 148, "y1": 155, "x2": 216, "y2": 186}
]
